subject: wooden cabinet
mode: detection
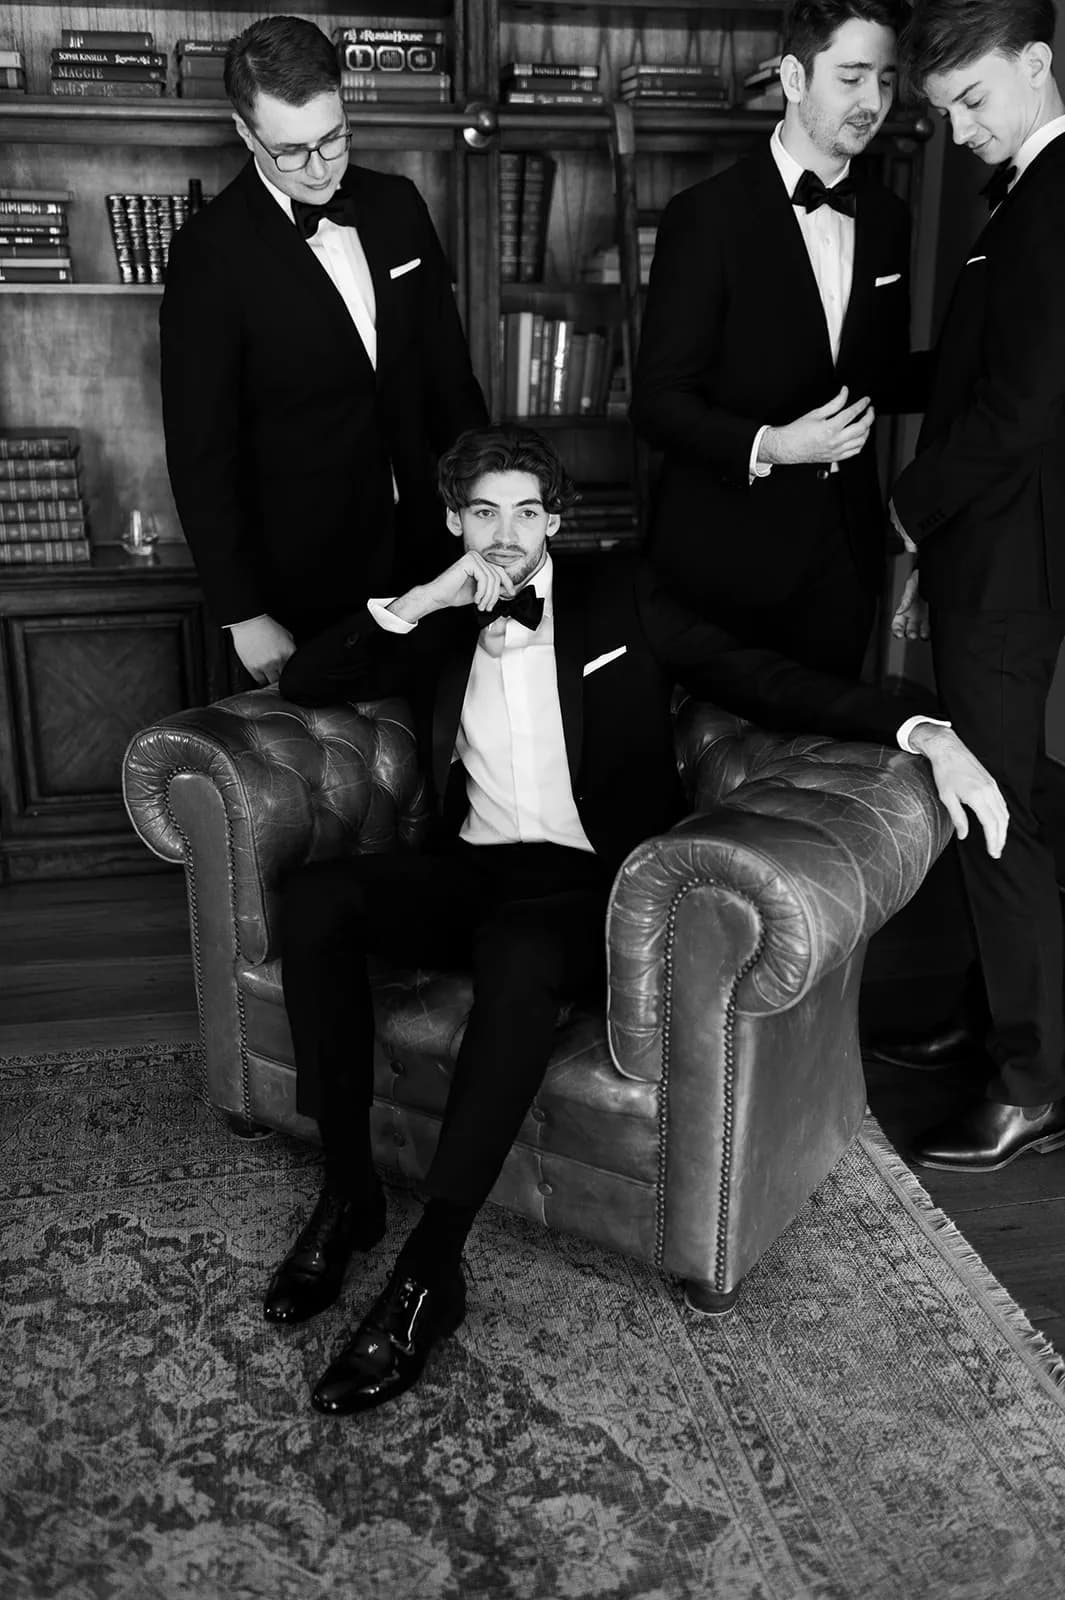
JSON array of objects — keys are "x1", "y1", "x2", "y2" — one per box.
[{"x1": 0, "y1": 545, "x2": 227, "y2": 880}]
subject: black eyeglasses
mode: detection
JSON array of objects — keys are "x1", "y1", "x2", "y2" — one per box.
[{"x1": 251, "y1": 123, "x2": 351, "y2": 174}]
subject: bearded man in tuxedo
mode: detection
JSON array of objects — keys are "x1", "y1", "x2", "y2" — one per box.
[
  {"x1": 881, "y1": 0, "x2": 1065, "y2": 1172},
  {"x1": 160, "y1": 14, "x2": 487, "y2": 685},
  {"x1": 633, "y1": 0, "x2": 921, "y2": 678},
  {"x1": 265, "y1": 423, "x2": 1006, "y2": 1417}
]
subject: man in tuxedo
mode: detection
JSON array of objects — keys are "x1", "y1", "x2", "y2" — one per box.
[
  {"x1": 267, "y1": 424, "x2": 1006, "y2": 1417},
  {"x1": 632, "y1": 0, "x2": 919, "y2": 678},
  {"x1": 883, "y1": 0, "x2": 1065, "y2": 1171},
  {"x1": 159, "y1": 15, "x2": 487, "y2": 685}
]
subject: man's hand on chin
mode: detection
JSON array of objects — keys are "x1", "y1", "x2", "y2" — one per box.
[
  {"x1": 908, "y1": 722, "x2": 1009, "y2": 859},
  {"x1": 388, "y1": 552, "x2": 516, "y2": 624}
]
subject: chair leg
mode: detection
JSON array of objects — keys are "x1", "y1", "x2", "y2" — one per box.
[
  {"x1": 225, "y1": 1112, "x2": 274, "y2": 1142},
  {"x1": 684, "y1": 1279, "x2": 739, "y2": 1317}
]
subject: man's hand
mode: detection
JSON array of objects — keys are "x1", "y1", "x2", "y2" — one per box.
[
  {"x1": 908, "y1": 723, "x2": 1009, "y2": 859},
  {"x1": 760, "y1": 386, "x2": 874, "y2": 467},
  {"x1": 230, "y1": 614, "x2": 296, "y2": 685},
  {"x1": 890, "y1": 569, "x2": 930, "y2": 641},
  {"x1": 388, "y1": 552, "x2": 517, "y2": 625}
]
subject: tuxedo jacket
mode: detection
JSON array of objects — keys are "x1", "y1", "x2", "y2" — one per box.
[
  {"x1": 160, "y1": 160, "x2": 488, "y2": 639},
  {"x1": 631, "y1": 148, "x2": 919, "y2": 615},
  {"x1": 893, "y1": 134, "x2": 1065, "y2": 612},
  {"x1": 278, "y1": 557, "x2": 914, "y2": 873}
]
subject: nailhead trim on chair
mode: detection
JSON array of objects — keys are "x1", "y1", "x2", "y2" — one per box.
[{"x1": 655, "y1": 878, "x2": 765, "y2": 1294}]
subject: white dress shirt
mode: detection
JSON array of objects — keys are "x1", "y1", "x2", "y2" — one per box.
[
  {"x1": 750, "y1": 123, "x2": 855, "y2": 481},
  {"x1": 369, "y1": 558, "x2": 594, "y2": 852}
]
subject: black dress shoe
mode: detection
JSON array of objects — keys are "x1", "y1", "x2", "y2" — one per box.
[
  {"x1": 865, "y1": 1019, "x2": 987, "y2": 1071},
  {"x1": 311, "y1": 1265, "x2": 466, "y2": 1416},
  {"x1": 263, "y1": 1187, "x2": 386, "y2": 1325},
  {"x1": 912, "y1": 1097, "x2": 1065, "y2": 1171}
]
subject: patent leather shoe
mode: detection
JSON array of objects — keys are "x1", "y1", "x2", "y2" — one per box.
[
  {"x1": 865, "y1": 1019, "x2": 986, "y2": 1071},
  {"x1": 311, "y1": 1264, "x2": 466, "y2": 1416},
  {"x1": 912, "y1": 1097, "x2": 1065, "y2": 1172},
  {"x1": 263, "y1": 1186, "x2": 386, "y2": 1325}
]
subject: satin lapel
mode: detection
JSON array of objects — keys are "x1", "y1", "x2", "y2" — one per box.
[
  {"x1": 746, "y1": 149, "x2": 835, "y2": 378},
  {"x1": 431, "y1": 618, "x2": 478, "y2": 807},
  {"x1": 836, "y1": 189, "x2": 877, "y2": 374},
  {"x1": 343, "y1": 166, "x2": 398, "y2": 382},
  {"x1": 551, "y1": 571, "x2": 587, "y2": 793},
  {"x1": 239, "y1": 159, "x2": 373, "y2": 380}
]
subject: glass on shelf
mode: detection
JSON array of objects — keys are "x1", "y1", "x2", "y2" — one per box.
[{"x1": 121, "y1": 509, "x2": 160, "y2": 558}]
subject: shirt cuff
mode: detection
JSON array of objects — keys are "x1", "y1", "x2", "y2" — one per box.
[
  {"x1": 897, "y1": 714, "x2": 951, "y2": 754},
  {"x1": 900, "y1": 529, "x2": 917, "y2": 554},
  {"x1": 223, "y1": 614, "x2": 268, "y2": 631},
  {"x1": 367, "y1": 597, "x2": 416, "y2": 634},
  {"x1": 749, "y1": 425, "x2": 773, "y2": 483}
]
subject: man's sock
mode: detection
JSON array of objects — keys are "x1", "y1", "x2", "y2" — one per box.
[{"x1": 395, "y1": 1197, "x2": 480, "y2": 1288}]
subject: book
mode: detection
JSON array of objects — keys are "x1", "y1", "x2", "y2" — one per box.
[
  {"x1": 50, "y1": 79, "x2": 165, "y2": 98},
  {"x1": 177, "y1": 56, "x2": 226, "y2": 78},
  {"x1": 0, "y1": 67, "x2": 25, "y2": 89},
  {"x1": 620, "y1": 88, "x2": 731, "y2": 103},
  {"x1": 547, "y1": 320, "x2": 573, "y2": 414},
  {"x1": 578, "y1": 329, "x2": 606, "y2": 414},
  {"x1": 340, "y1": 42, "x2": 446, "y2": 72},
  {"x1": 0, "y1": 475, "x2": 81, "y2": 498},
  {"x1": 526, "y1": 312, "x2": 545, "y2": 414},
  {"x1": 0, "y1": 50, "x2": 24, "y2": 69},
  {"x1": 60, "y1": 29, "x2": 153, "y2": 49},
  {"x1": 0, "y1": 249, "x2": 73, "y2": 264},
  {"x1": 334, "y1": 26, "x2": 446, "y2": 45},
  {"x1": 0, "y1": 189, "x2": 73, "y2": 206},
  {"x1": 620, "y1": 62, "x2": 727, "y2": 78},
  {"x1": 499, "y1": 151, "x2": 523, "y2": 284},
  {"x1": 0, "y1": 456, "x2": 79, "y2": 478},
  {"x1": 0, "y1": 265, "x2": 74, "y2": 282},
  {"x1": 52, "y1": 50, "x2": 167, "y2": 68},
  {"x1": 619, "y1": 72, "x2": 728, "y2": 93},
  {"x1": 0, "y1": 518, "x2": 87, "y2": 540},
  {"x1": 563, "y1": 331, "x2": 588, "y2": 415},
  {"x1": 534, "y1": 318, "x2": 554, "y2": 414},
  {"x1": 51, "y1": 65, "x2": 167, "y2": 82},
  {"x1": 0, "y1": 497, "x2": 85, "y2": 520},
  {"x1": 517, "y1": 153, "x2": 554, "y2": 282},
  {"x1": 176, "y1": 39, "x2": 231, "y2": 56},
  {"x1": 342, "y1": 84, "x2": 450, "y2": 103},
  {"x1": 0, "y1": 231, "x2": 67, "y2": 248},
  {"x1": 504, "y1": 75, "x2": 600, "y2": 94},
  {"x1": 503, "y1": 92, "x2": 605, "y2": 107},
  {"x1": 0, "y1": 429, "x2": 78, "y2": 460},
  {"x1": 503, "y1": 62, "x2": 599, "y2": 79},
  {"x1": 0, "y1": 539, "x2": 92, "y2": 563},
  {"x1": 340, "y1": 70, "x2": 450, "y2": 91}
]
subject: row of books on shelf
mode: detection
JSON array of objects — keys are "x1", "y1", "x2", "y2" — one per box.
[
  {"x1": 106, "y1": 191, "x2": 204, "y2": 284},
  {"x1": 0, "y1": 189, "x2": 73, "y2": 283},
  {"x1": 501, "y1": 314, "x2": 627, "y2": 421},
  {"x1": 0, "y1": 431, "x2": 90, "y2": 563},
  {"x1": 556, "y1": 488, "x2": 640, "y2": 552},
  {"x1": 501, "y1": 60, "x2": 731, "y2": 109},
  {"x1": 337, "y1": 24, "x2": 451, "y2": 104},
  {"x1": 500, "y1": 153, "x2": 553, "y2": 284}
]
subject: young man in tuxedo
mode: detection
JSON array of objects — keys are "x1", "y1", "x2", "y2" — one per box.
[
  {"x1": 159, "y1": 15, "x2": 487, "y2": 685},
  {"x1": 268, "y1": 424, "x2": 1006, "y2": 1417},
  {"x1": 882, "y1": 0, "x2": 1065, "y2": 1171},
  {"x1": 632, "y1": 0, "x2": 919, "y2": 678}
]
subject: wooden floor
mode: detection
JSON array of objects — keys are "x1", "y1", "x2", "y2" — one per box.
[{"x1": 4, "y1": 867, "x2": 1065, "y2": 1350}]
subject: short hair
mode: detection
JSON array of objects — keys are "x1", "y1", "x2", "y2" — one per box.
[
  {"x1": 783, "y1": 0, "x2": 910, "y2": 73},
  {"x1": 224, "y1": 16, "x2": 340, "y2": 124},
  {"x1": 900, "y1": 0, "x2": 1057, "y2": 92},
  {"x1": 437, "y1": 426, "x2": 579, "y2": 514}
]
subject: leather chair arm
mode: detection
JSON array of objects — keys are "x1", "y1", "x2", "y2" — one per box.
[
  {"x1": 607, "y1": 742, "x2": 952, "y2": 1082},
  {"x1": 122, "y1": 688, "x2": 428, "y2": 965}
]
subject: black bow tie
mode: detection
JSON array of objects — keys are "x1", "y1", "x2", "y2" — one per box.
[
  {"x1": 479, "y1": 587, "x2": 545, "y2": 632},
  {"x1": 792, "y1": 169, "x2": 857, "y2": 217},
  {"x1": 291, "y1": 189, "x2": 357, "y2": 240},
  {"x1": 981, "y1": 161, "x2": 1017, "y2": 212}
]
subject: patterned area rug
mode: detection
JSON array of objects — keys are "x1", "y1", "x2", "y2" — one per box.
[{"x1": 4, "y1": 1044, "x2": 1065, "y2": 1600}]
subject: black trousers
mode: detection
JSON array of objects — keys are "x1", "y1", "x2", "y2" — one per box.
[
  {"x1": 931, "y1": 607, "x2": 1065, "y2": 1105},
  {"x1": 281, "y1": 839, "x2": 613, "y2": 1208}
]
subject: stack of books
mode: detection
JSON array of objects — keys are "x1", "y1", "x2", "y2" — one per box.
[
  {"x1": 50, "y1": 28, "x2": 167, "y2": 99},
  {"x1": 582, "y1": 220, "x2": 659, "y2": 286},
  {"x1": 176, "y1": 39, "x2": 229, "y2": 100},
  {"x1": 0, "y1": 189, "x2": 74, "y2": 285},
  {"x1": 619, "y1": 62, "x2": 731, "y2": 107},
  {"x1": 335, "y1": 25, "x2": 451, "y2": 103},
  {"x1": 106, "y1": 193, "x2": 194, "y2": 285},
  {"x1": 0, "y1": 430, "x2": 90, "y2": 566},
  {"x1": 499, "y1": 153, "x2": 555, "y2": 283},
  {"x1": 0, "y1": 45, "x2": 27, "y2": 98},
  {"x1": 500, "y1": 312, "x2": 618, "y2": 420},
  {"x1": 501, "y1": 62, "x2": 604, "y2": 108},
  {"x1": 556, "y1": 486, "x2": 640, "y2": 553},
  {"x1": 742, "y1": 55, "x2": 784, "y2": 111}
]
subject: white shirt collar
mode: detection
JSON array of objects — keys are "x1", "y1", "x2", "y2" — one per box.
[
  {"x1": 1012, "y1": 112, "x2": 1065, "y2": 185},
  {"x1": 253, "y1": 158, "x2": 296, "y2": 221},
  {"x1": 770, "y1": 121, "x2": 852, "y2": 199}
]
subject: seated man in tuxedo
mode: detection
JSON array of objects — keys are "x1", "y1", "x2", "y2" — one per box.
[{"x1": 271, "y1": 425, "x2": 1006, "y2": 1419}]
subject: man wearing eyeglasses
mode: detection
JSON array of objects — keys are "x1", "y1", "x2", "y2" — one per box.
[{"x1": 160, "y1": 15, "x2": 488, "y2": 685}]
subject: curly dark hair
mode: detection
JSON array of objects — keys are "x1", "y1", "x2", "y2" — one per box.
[
  {"x1": 437, "y1": 426, "x2": 580, "y2": 514},
  {"x1": 782, "y1": 0, "x2": 910, "y2": 73},
  {"x1": 224, "y1": 16, "x2": 340, "y2": 124},
  {"x1": 900, "y1": 0, "x2": 1057, "y2": 93}
]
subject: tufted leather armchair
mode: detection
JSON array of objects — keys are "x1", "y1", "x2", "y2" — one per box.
[{"x1": 123, "y1": 688, "x2": 950, "y2": 1313}]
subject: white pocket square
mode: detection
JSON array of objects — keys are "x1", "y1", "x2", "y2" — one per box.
[
  {"x1": 583, "y1": 645, "x2": 626, "y2": 678},
  {"x1": 966, "y1": 254, "x2": 987, "y2": 266},
  {"x1": 389, "y1": 257, "x2": 421, "y2": 279},
  {"x1": 875, "y1": 273, "x2": 902, "y2": 287}
]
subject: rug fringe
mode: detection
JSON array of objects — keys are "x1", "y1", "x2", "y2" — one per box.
[{"x1": 860, "y1": 1116, "x2": 1065, "y2": 1406}]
